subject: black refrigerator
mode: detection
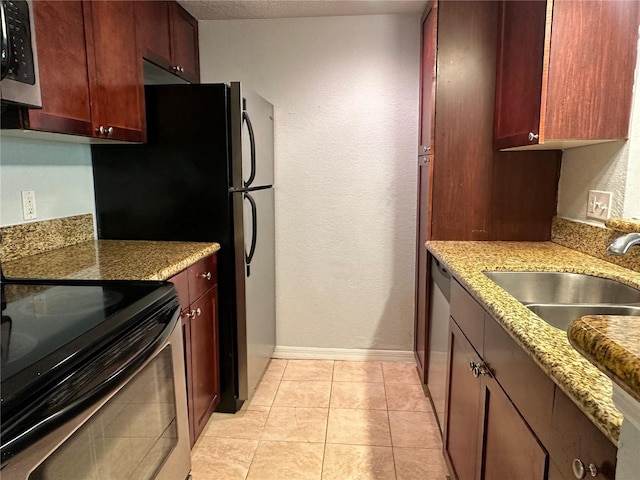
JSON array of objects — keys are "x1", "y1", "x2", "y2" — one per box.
[{"x1": 91, "y1": 83, "x2": 275, "y2": 413}]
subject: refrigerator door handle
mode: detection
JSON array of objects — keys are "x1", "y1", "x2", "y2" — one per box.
[
  {"x1": 244, "y1": 192, "x2": 258, "y2": 277},
  {"x1": 242, "y1": 98, "x2": 257, "y2": 188}
]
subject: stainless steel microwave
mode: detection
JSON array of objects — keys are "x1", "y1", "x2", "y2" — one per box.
[{"x1": 0, "y1": 0, "x2": 41, "y2": 108}]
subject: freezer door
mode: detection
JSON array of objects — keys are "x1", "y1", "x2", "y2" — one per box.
[
  {"x1": 232, "y1": 187, "x2": 276, "y2": 401},
  {"x1": 230, "y1": 82, "x2": 274, "y2": 189}
]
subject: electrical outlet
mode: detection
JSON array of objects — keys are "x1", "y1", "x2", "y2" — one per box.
[
  {"x1": 21, "y1": 191, "x2": 37, "y2": 220},
  {"x1": 586, "y1": 190, "x2": 612, "y2": 221}
]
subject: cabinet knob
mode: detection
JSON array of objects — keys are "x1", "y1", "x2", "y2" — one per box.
[
  {"x1": 96, "y1": 125, "x2": 106, "y2": 135},
  {"x1": 107, "y1": 126, "x2": 114, "y2": 135},
  {"x1": 572, "y1": 458, "x2": 599, "y2": 477},
  {"x1": 186, "y1": 310, "x2": 196, "y2": 320},
  {"x1": 528, "y1": 132, "x2": 539, "y2": 142},
  {"x1": 173, "y1": 65, "x2": 185, "y2": 73},
  {"x1": 200, "y1": 272, "x2": 212, "y2": 281},
  {"x1": 195, "y1": 307, "x2": 202, "y2": 317},
  {"x1": 469, "y1": 361, "x2": 489, "y2": 378}
]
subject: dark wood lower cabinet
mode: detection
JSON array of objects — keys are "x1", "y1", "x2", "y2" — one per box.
[
  {"x1": 444, "y1": 318, "x2": 482, "y2": 480},
  {"x1": 479, "y1": 374, "x2": 548, "y2": 480},
  {"x1": 189, "y1": 285, "x2": 220, "y2": 441},
  {"x1": 170, "y1": 254, "x2": 220, "y2": 447},
  {"x1": 444, "y1": 280, "x2": 617, "y2": 480}
]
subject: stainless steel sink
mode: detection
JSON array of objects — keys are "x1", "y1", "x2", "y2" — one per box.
[
  {"x1": 483, "y1": 271, "x2": 640, "y2": 305},
  {"x1": 526, "y1": 304, "x2": 640, "y2": 331}
]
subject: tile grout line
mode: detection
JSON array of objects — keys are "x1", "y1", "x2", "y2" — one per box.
[
  {"x1": 243, "y1": 359, "x2": 286, "y2": 480},
  {"x1": 382, "y1": 366, "x2": 400, "y2": 480},
  {"x1": 320, "y1": 360, "x2": 335, "y2": 480}
]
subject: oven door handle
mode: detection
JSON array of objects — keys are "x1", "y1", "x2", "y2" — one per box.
[{"x1": 1, "y1": 305, "x2": 180, "y2": 463}]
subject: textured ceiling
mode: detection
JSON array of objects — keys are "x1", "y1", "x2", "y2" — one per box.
[{"x1": 178, "y1": 1, "x2": 428, "y2": 20}]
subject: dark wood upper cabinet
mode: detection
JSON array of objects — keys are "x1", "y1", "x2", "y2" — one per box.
[
  {"x1": 419, "y1": 4, "x2": 437, "y2": 155},
  {"x1": 24, "y1": 1, "x2": 93, "y2": 136},
  {"x1": 134, "y1": 1, "x2": 200, "y2": 83},
  {"x1": 494, "y1": 0, "x2": 639, "y2": 150},
  {"x1": 84, "y1": 0, "x2": 145, "y2": 142},
  {"x1": 134, "y1": 1, "x2": 173, "y2": 71},
  {"x1": 4, "y1": 0, "x2": 197, "y2": 140},
  {"x1": 170, "y1": 2, "x2": 200, "y2": 83},
  {"x1": 6, "y1": 0, "x2": 145, "y2": 142}
]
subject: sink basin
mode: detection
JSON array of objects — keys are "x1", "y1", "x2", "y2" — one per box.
[
  {"x1": 526, "y1": 304, "x2": 640, "y2": 331},
  {"x1": 483, "y1": 271, "x2": 640, "y2": 305}
]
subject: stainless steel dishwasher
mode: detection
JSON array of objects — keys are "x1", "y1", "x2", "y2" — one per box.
[{"x1": 427, "y1": 257, "x2": 451, "y2": 432}]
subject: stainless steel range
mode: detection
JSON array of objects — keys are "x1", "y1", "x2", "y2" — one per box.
[{"x1": 0, "y1": 279, "x2": 191, "y2": 480}]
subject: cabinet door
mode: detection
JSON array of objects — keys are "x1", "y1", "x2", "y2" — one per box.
[
  {"x1": 84, "y1": 0, "x2": 145, "y2": 141},
  {"x1": 419, "y1": 6, "x2": 437, "y2": 155},
  {"x1": 180, "y1": 308, "x2": 195, "y2": 447},
  {"x1": 25, "y1": 1, "x2": 93, "y2": 136},
  {"x1": 189, "y1": 286, "x2": 220, "y2": 441},
  {"x1": 170, "y1": 2, "x2": 200, "y2": 83},
  {"x1": 134, "y1": 0, "x2": 172, "y2": 71},
  {"x1": 478, "y1": 373, "x2": 548, "y2": 480},
  {"x1": 414, "y1": 156, "x2": 432, "y2": 381},
  {"x1": 444, "y1": 318, "x2": 482, "y2": 480},
  {"x1": 493, "y1": 0, "x2": 547, "y2": 149},
  {"x1": 550, "y1": 388, "x2": 617, "y2": 480}
]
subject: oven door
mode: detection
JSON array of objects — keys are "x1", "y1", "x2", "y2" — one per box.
[{"x1": 1, "y1": 317, "x2": 191, "y2": 480}]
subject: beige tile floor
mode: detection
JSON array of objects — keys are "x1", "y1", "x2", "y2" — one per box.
[{"x1": 190, "y1": 359, "x2": 449, "y2": 480}]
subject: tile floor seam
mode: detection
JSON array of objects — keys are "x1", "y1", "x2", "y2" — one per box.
[
  {"x1": 319, "y1": 363, "x2": 335, "y2": 479},
  {"x1": 384, "y1": 379, "x2": 399, "y2": 479}
]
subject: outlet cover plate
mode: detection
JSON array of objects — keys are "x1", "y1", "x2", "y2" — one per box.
[
  {"x1": 587, "y1": 190, "x2": 612, "y2": 221},
  {"x1": 21, "y1": 190, "x2": 37, "y2": 220}
]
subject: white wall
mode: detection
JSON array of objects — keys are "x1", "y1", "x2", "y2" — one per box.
[
  {"x1": 199, "y1": 15, "x2": 421, "y2": 351},
  {"x1": 0, "y1": 136, "x2": 95, "y2": 226},
  {"x1": 557, "y1": 35, "x2": 640, "y2": 222}
]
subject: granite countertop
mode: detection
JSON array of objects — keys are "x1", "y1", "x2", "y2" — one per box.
[
  {"x1": 2, "y1": 240, "x2": 221, "y2": 281},
  {"x1": 569, "y1": 316, "x2": 640, "y2": 403},
  {"x1": 426, "y1": 240, "x2": 640, "y2": 445}
]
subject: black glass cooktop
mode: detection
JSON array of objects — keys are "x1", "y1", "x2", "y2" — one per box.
[
  {"x1": 0, "y1": 278, "x2": 180, "y2": 463},
  {"x1": 0, "y1": 279, "x2": 177, "y2": 405}
]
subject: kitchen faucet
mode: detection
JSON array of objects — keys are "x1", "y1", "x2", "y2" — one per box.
[{"x1": 606, "y1": 232, "x2": 640, "y2": 255}]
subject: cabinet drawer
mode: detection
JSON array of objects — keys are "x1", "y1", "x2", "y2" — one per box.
[
  {"x1": 169, "y1": 269, "x2": 190, "y2": 311},
  {"x1": 450, "y1": 280, "x2": 484, "y2": 356},
  {"x1": 483, "y1": 313, "x2": 554, "y2": 447},
  {"x1": 549, "y1": 388, "x2": 617, "y2": 480},
  {"x1": 187, "y1": 255, "x2": 218, "y2": 302}
]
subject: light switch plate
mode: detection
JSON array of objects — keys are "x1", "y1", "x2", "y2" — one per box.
[{"x1": 586, "y1": 190, "x2": 612, "y2": 221}]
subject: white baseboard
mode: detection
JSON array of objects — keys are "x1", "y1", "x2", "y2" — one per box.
[{"x1": 272, "y1": 346, "x2": 415, "y2": 363}]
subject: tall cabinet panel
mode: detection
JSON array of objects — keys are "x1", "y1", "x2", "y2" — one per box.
[
  {"x1": 414, "y1": 155, "x2": 433, "y2": 380},
  {"x1": 415, "y1": 0, "x2": 561, "y2": 433},
  {"x1": 419, "y1": 5, "x2": 438, "y2": 155},
  {"x1": 414, "y1": 2, "x2": 437, "y2": 383}
]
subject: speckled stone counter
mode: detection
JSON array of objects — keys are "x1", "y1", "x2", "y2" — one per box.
[
  {"x1": 427, "y1": 240, "x2": 640, "y2": 445},
  {"x1": 0, "y1": 214, "x2": 94, "y2": 262},
  {"x1": 2, "y1": 240, "x2": 220, "y2": 281},
  {"x1": 606, "y1": 218, "x2": 640, "y2": 234},
  {"x1": 569, "y1": 316, "x2": 640, "y2": 403}
]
